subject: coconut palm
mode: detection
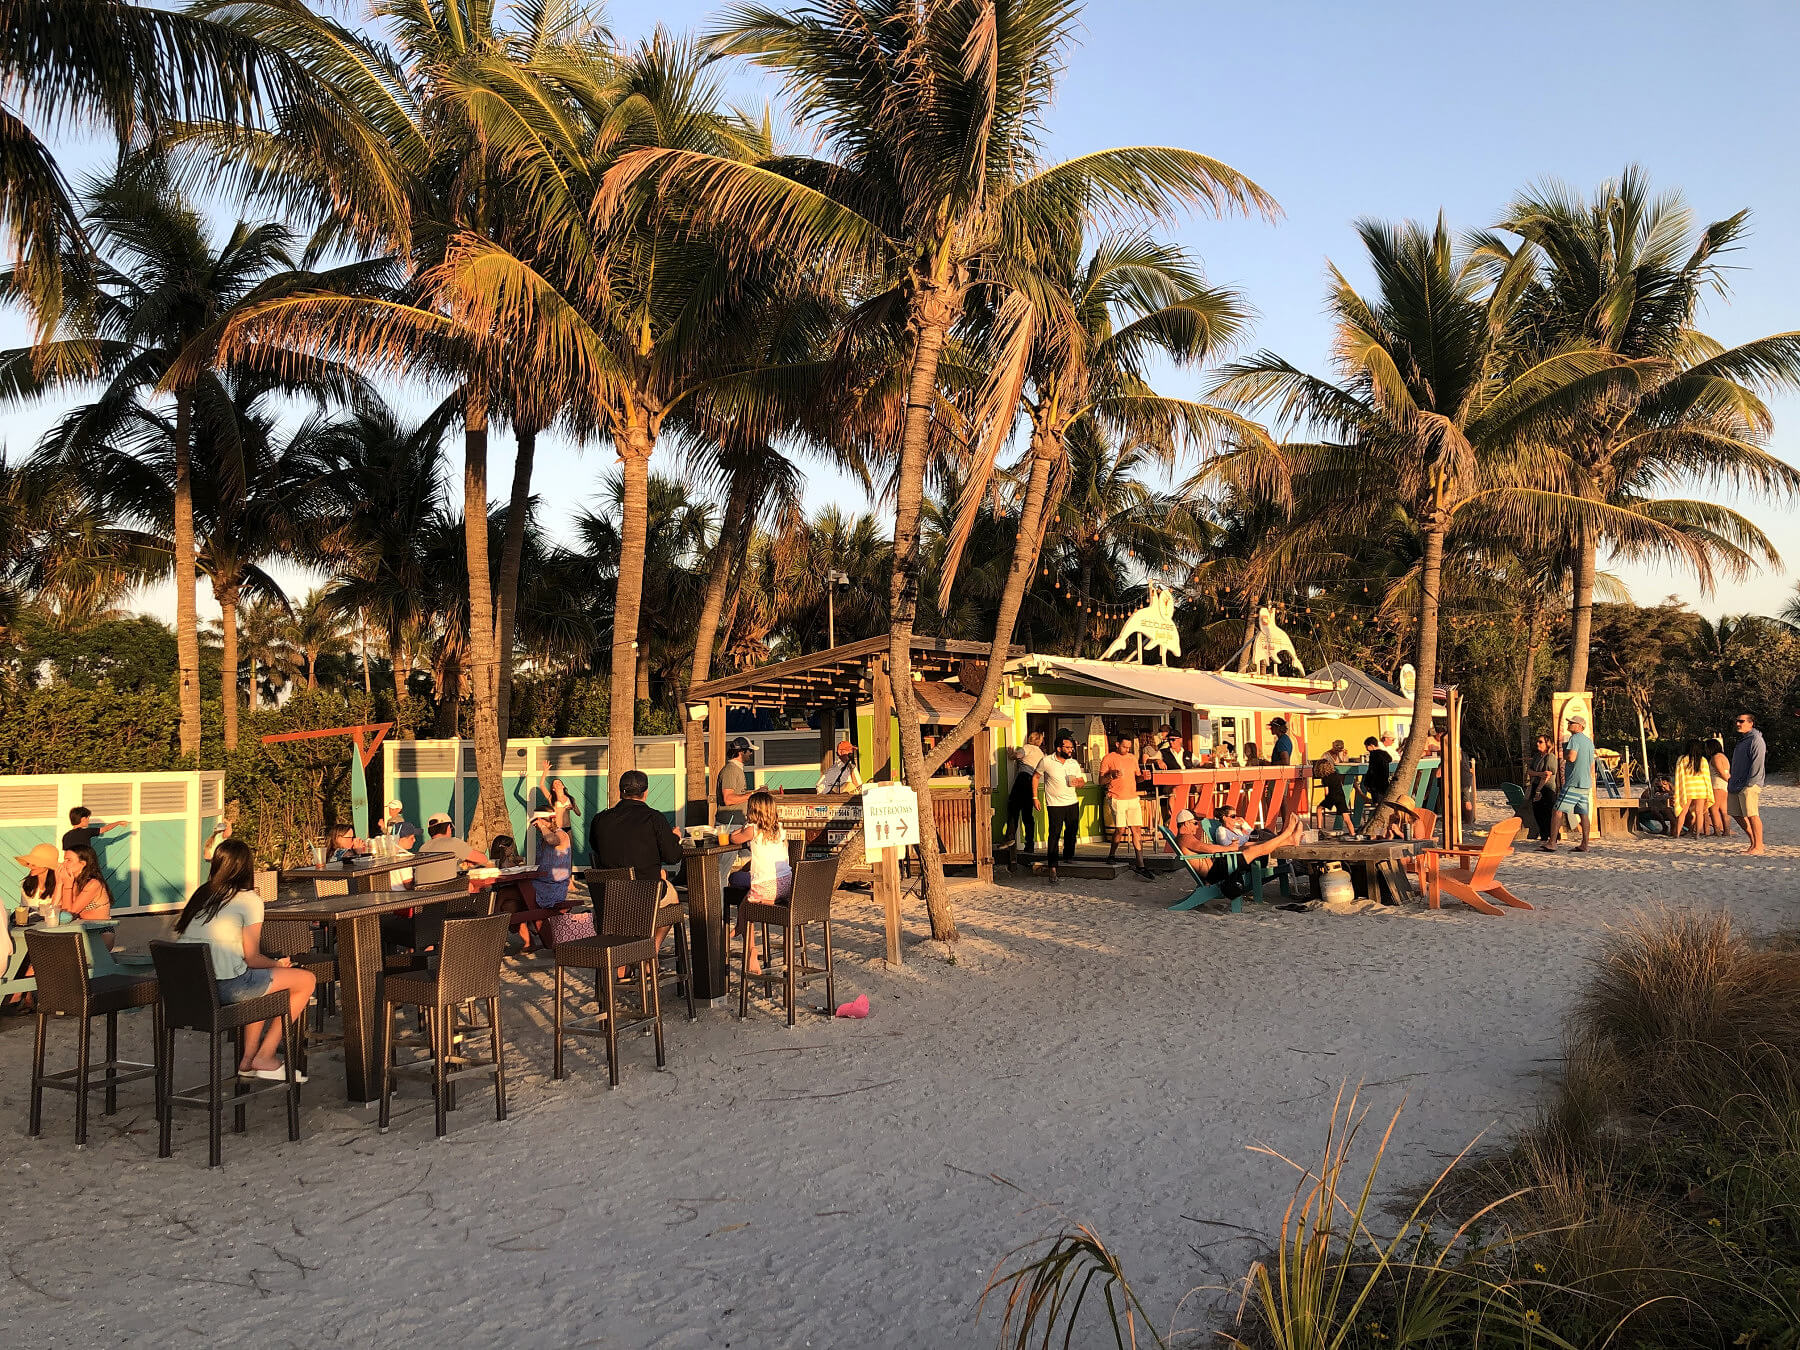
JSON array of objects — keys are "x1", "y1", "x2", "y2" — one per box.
[
  {"x1": 0, "y1": 161, "x2": 361, "y2": 759},
  {"x1": 283, "y1": 587, "x2": 355, "y2": 689},
  {"x1": 0, "y1": 0, "x2": 299, "y2": 326},
  {"x1": 1495, "y1": 168, "x2": 1800, "y2": 692},
  {"x1": 307, "y1": 398, "x2": 458, "y2": 722},
  {"x1": 236, "y1": 593, "x2": 300, "y2": 707},
  {"x1": 1211, "y1": 215, "x2": 1685, "y2": 823},
  {"x1": 610, "y1": 0, "x2": 1274, "y2": 935},
  {"x1": 0, "y1": 455, "x2": 164, "y2": 632}
]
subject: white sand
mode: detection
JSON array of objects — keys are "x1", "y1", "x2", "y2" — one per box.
[{"x1": 6, "y1": 791, "x2": 1796, "y2": 1346}]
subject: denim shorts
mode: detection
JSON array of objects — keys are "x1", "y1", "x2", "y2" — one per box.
[{"x1": 217, "y1": 967, "x2": 275, "y2": 1004}]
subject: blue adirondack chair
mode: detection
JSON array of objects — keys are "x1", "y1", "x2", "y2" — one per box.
[{"x1": 1160, "y1": 821, "x2": 1273, "y2": 913}]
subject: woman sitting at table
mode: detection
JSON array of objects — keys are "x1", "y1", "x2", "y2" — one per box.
[
  {"x1": 324, "y1": 822, "x2": 367, "y2": 862},
  {"x1": 727, "y1": 791, "x2": 790, "y2": 976},
  {"x1": 481, "y1": 834, "x2": 552, "y2": 953},
  {"x1": 531, "y1": 808, "x2": 591, "y2": 944},
  {"x1": 173, "y1": 838, "x2": 315, "y2": 1081},
  {"x1": 57, "y1": 844, "x2": 115, "y2": 945}
]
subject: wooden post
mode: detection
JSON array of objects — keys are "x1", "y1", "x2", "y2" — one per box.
[
  {"x1": 706, "y1": 697, "x2": 726, "y2": 826},
  {"x1": 819, "y1": 702, "x2": 837, "y2": 776},
  {"x1": 877, "y1": 846, "x2": 902, "y2": 964},
  {"x1": 871, "y1": 658, "x2": 893, "y2": 783},
  {"x1": 973, "y1": 724, "x2": 994, "y2": 882},
  {"x1": 1445, "y1": 689, "x2": 1462, "y2": 849}
]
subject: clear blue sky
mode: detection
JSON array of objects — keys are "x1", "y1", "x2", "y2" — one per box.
[{"x1": 8, "y1": 0, "x2": 1797, "y2": 621}]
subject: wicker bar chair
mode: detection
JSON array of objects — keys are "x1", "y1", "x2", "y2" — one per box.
[
  {"x1": 24, "y1": 928, "x2": 161, "y2": 1146},
  {"x1": 737, "y1": 856, "x2": 839, "y2": 1027},
  {"x1": 551, "y1": 877, "x2": 664, "y2": 1086},
  {"x1": 588, "y1": 866, "x2": 696, "y2": 1023},
  {"x1": 149, "y1": 941, "x2": 301, "y2": 1168},
  {"x1": 377, "y1": 913, "x2": 509, "y2": 1139}
]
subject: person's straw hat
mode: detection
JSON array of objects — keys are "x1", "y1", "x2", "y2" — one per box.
[{"x1": 14, "y1": 842, "x2": 59, "y2": 869}]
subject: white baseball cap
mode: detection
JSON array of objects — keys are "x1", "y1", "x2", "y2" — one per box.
[
  {"x1": 386, "y1": 799, "x2": 403, "y2": 811},
  {"x1": 1176, "y1": 809, "x2": 1195, "y2": 823}
]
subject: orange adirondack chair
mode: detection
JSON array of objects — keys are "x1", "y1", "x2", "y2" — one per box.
[
  {"x1": 1420, "y1": 816, "x2": 1531, "y2": 914},
  {"x1": 1398, "y1": 808, "x2": 1438, "y2": 887}
]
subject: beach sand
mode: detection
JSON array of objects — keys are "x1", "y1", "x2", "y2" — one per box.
[{"x1": 5, "y1": 790, "x2": 1795, "y2": 1346}]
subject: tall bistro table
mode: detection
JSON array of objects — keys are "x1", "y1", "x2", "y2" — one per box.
[
  {"x1": 273, "y1": 859, "x2": 468, "y2": 1104},
  {"x1": 678, "y1": 837, "x2": 742, "y2": 1006},
  {"x1": 1270, "y1": 837, "x2": 1429, "y2": 906}
]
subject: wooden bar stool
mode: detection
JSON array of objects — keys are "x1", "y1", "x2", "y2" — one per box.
[{"x1": 24, "y1": 928, "x2": 161, "y2": 1146}]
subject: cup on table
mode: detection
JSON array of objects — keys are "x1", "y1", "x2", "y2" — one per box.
[{"x1": 308, "y1": 843, "x2": 327, "y2": 868}]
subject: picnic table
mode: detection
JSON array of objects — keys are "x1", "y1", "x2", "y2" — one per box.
[
  {"x1": 280, "y1": 855, "x2": 424, "y2": 893},
  {"x1": 1271, "y1": 837, "x2": 1428, "y2": 906},
  {"x1": 269, "y1": 876, "x2": 469, "y2": 1104}
]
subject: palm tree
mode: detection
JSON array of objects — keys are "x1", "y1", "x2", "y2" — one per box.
[
  {"x1": 307, "y1": 398, "x2": 457, "y2": 726},
  {"x1": 284, "y1": 587, "x2": 355, "y2": 689},
  {"x1": 0, "y1": 455, "x2": 164, "y2": 632},
  {"x1": 614, "y1": 0, "x2": 1275, "y2": 936},
  {"x1": 1496, "y1": 168, "x2": 1800, "y2": 692},
  {"x1": 0, "y1": 0, "x2": 298, "y2": 326},
  {"x1": 0, "y1": 162, "x2": 355, "y2": 759},
  {"x1": 236, "y1": 593, "x2": 299, "y2": 708},
  {"x1": 1213, "y1": 215, "x2": 1672, "y2": 824}
]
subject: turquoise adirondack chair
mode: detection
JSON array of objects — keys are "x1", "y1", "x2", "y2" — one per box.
[
  {"x1": 1498, "y1": 781, "x2": 1536, "y2": 837},
  {"x1": 1160, "y1": 821, "x2": 1276, "y2": 913}
]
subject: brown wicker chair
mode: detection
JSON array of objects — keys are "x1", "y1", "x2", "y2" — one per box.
[
  {"x1": 552, "y1": 877, "x2": 664, "y2": 1086},
  {"x1": 588, "y1": 866, "x2": 695, "y2": 1023},
  {"x1": 737, "y1": 856, "x2": 839, "y2": 1026},
  {"x1": 377, "y1": 913, "x2": 509, "y2": 1138},
  {"x1": 24, "y1": 928, "x2": 161, "y2": 1146},
  {"x1": 149, "y1": 941, "x2": 301, "y2": 1168}
]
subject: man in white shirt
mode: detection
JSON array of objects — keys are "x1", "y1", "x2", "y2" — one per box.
[
  {"x1": 1035, "y1": 732, "x2": 1086, "y2": 881},
  {"x1": 816, "y1": 739, "x2": 864, "y2": 793}
]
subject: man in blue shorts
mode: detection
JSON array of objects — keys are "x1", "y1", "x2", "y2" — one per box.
[{"x1": 1542, "y1": 712, "x2": 1594, "y2": 853}]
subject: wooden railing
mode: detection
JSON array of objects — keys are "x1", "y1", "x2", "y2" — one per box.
[
  {"x1": 1149, "y1": 766, "x2": 1309, "y2": 825},
  {"x1": 933, "y1": 795, "x2": 975, "y2": 863}
]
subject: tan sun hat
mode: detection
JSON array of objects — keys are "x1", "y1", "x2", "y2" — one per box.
[{"x1": 14, "y1": 842, "x2": 60, "y2": 870}]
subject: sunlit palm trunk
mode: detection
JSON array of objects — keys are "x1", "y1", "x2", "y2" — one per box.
[
  {"x1": 1517, "y1": 605, "x2": 1541, "y2": 780},
  {"x1": 890, "y1": 284, "x2": 958, "y2": 943},
  {"x1": 1567, "y1": 529, "x2": 1596, "y2": 693},
  {"x1": 172, "y1": 391, "x2": 202, "y2": 762},
  {"x1": 216, "y1": 581, "x2": 241, "y2": 751},
  {"x1": 389, "y1": 623, "x2": 410, "y2": 737},
  {"x1": 922, "y1": 434, "x2": 1058, "y2": 776},
  {"x1": 360, "y1": 610, "x2": 371, "y2": 696},
  {"x1": 464, "y1": 389, "x2": 508, "y2": 847},
  {"x1": 608, "y1": 424, "x2": 654, "y2": 805},
  {"x1": 1374, "y1": 520, "x2": 1445, "y2": 831},
  {"x1": 494, "y1": 422, "x2": 536, "y2": 746},
  {"x1": 684, "y1": 477, "x2": 752, "y2": 820}
]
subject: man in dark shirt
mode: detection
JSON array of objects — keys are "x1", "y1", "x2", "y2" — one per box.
[
  {"x1": 1362, "y1": 736, "x2": 1392, "y2": 801},
  {"x1": 62, "y1": 805, "x2": 126, "y2": 853},
  {"x1": 1268, "y1": 718, "x2": 1294, "y2": 766},
  {"x1": 591, "y1": 769, "x2": 684, "y2": 880}
]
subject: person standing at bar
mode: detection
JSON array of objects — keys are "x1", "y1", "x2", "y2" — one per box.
[
  {"x1": 1035, "y1": 732, "x2": 1086, "y2": 883},
  {"x1": 1003, "y1": 729, "x2": 1045, "y2": 857}
]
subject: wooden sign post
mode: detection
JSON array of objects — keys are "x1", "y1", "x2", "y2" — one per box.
[{"x1": 863, "y1": 783, "x2": 919, "y2": 965}]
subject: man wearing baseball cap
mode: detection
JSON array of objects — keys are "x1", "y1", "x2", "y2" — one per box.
[
  {"x1": 1542, "y1": 712, "x2": 1595, "y2": 853},
  {"x1": 816, "y1": 739, "x2": 863, "y2": 794},
  {"x1": 381, "y1": 799, "x2": 421, "y2": 852},
  {"x1": 717, "y1": 737, "x2": 755, "y2": 825},
  {"x1": 413, "y1": 811, "x2": 480, "y2": 887}
]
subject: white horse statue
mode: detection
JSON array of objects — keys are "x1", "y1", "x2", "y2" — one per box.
[
  {"x1": 1228, "y1": 606, "x2": 1305, "y2": 675},
  {"x1": 1099, "y1": 584, "x2": 1181, "y2": 663}
]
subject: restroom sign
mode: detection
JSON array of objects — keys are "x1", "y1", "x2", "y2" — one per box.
[{"x1": 862, "y1": 783, "x2": 920, "y2": 850}]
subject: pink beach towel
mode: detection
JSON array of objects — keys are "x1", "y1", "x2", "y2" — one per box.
[{"x1": 834, "y1": 993, "x2": 869, "y2": 1019}]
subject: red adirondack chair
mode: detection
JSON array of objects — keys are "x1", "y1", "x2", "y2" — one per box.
[{"x1": 1420, "y1": 816, "x2": 1531, "y2": 915}]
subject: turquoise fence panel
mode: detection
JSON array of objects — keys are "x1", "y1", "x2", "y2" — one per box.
[
  {"x1": 0, "y1": 825, "x2": 45, "y2": 903},
  {"x1": 138, "y1": 819, "x2": 189, "y2": 909}
]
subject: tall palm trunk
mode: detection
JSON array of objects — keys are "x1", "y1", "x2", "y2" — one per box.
[
  {"x1": 1234, "y1": 593, "x2": 1260, "y2": 673},
  {"x1": 889, "y1": 283, "x2": 958, "y2": 943},
  {"x1": 216, "y1": 580, "x2": 241, "y2": 751},
  {"x1": 1074, "y1": 553, "x2": 1094, "y2": 655},
  {"x1": 171, "y1": 390, "x2": 202, "y2": 762},
  {"x1": 1517, "y1": 603, "x2": 1541, "y2": 780},
  {"x1": 922, "y1": 433, "x2": 1059, "y2": 775},
  {"x1": 683, "y1": 475, "x2": 753, "y2": 820},
  {"x1": 608, "y1": 422, "x2": 654, "y2": 805},
  {"x1": 463, "y1": 385, "x2": 508, "y2": 847},
  {"x1": 494, "y1": 421, "x2": 537, "y2": 745},
  {"x1": 360, "y1": 609, "x2": 371, "y2": 695},
  {"x1": 1567, "y1": 528, "x2": 1596, "y2": 693},
  {"x1": 1373, "y1": 518, "x2": 1445, "y2": 831},
  {"x1": 389, "y1": 622, "x2": 409, "y2": 731}
]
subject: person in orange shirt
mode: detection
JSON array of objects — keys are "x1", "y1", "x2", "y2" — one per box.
[{"x1": 1098, "y1": 734, "x2": 1152, "y2": 879}]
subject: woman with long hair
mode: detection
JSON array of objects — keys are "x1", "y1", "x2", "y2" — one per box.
[
  {"x1": 1705, "y1": 737, "x2": 1732, "y2": 836},
  {"x1": 727, "y1": 791, "x2": 791, "y2": 976},
  {"x1": 174, "y1": 838, "x2": 315, "y2": 1080},
  {"x1": 481, "y1": 834, "x2": 547, "y2": 953},
  {"x1": 1674, "y1": 740, "x2": 1712, "y2": 839},
  {"x1": 58, "y1": 843, "x2": 115, "y2": 946}
]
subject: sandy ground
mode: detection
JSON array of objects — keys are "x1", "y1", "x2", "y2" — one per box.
[{"x1": 4, "y1": 791, "x2": 1797, "y2": 1347}]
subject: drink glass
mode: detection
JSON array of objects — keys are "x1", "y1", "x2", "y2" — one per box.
[{"x1": 309, "y1": 843, "x2": 327, "y2": 868}]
